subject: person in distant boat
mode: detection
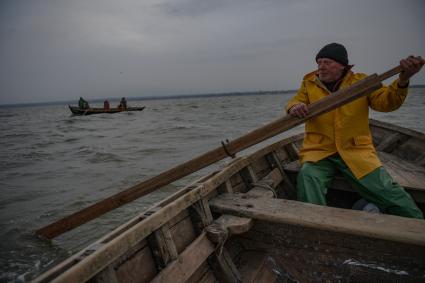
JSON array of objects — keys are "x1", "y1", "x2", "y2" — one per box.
[
  {"x1": 118, "y1": 97, "x2": 127, "y2": 110},
  {"x1": 286, "y1": 43, "x2": 424, "y2": 219},
  {"x1": 78, "y1": 97, "x2": 89, "y2": 109},
  {"x1": 104, "y1": 99, "x2": 110, "y2": 110}
]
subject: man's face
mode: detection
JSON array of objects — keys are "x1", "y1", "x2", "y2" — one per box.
[{"x1": 317, "y1": 58, "x2": 345, "y2": 83}]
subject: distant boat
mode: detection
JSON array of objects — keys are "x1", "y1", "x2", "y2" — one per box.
[{"x1": 68, "y1": 105, "x2": 145, "y2": 116}]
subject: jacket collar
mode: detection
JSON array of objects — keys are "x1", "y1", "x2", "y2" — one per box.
[{"x1": 304, "y1": 65, "x2": 355, "y2": 92}]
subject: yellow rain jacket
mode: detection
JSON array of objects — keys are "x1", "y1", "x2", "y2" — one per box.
[{"x1": 286, "y1": 69, "x2": 409, "y2": 179}]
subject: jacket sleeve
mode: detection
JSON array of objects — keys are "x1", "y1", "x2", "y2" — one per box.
[
  {"x1": 285, "y1": 81, "x2": 310, "y2": 113},
  {"x1": 367, "y1": 79, "x2": 409, "y2": 112}
]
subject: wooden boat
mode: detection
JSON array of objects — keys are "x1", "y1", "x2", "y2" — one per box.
[
  {"x1": 68, "y1": 105, "x2": 145, "y2": 115},
  {"x1": 34, "y1": 119, "x2": 425, "y2": 282}
]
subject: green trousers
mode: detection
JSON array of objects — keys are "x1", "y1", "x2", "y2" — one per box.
[{"x1": 297, "y1": 155, "x2": 423, "y2": 219}]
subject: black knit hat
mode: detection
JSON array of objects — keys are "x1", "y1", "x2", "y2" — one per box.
[{"x1": 315, "y1": 43, "x2": 348, "y2": 66}]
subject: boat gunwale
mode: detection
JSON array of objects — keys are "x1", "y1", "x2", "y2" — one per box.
[{"x1": 369, "y1": 118, "x2": 425, "y2": 141}]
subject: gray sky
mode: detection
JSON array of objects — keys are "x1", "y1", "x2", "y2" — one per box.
[{"x1": 1, "y1": 0, "x2": 424, "y2": 105}]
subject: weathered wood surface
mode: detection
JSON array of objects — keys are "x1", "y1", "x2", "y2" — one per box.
[
  {"x1": 186, "y1": 261, "x2": 216, "y2": 283},
  {"x1": 208, "y1": 248, "x2": 242, "y2": 283},
  {"x1": 210, "y1": 193, "x2": 425, "y2": 246},
  {"x1": 379, "y1": 151, "x2": 425, "y2": 191},
  {"x1": 151, "y1": 233, "x2": 215, "y2": 283},
  {"x1": 215, "y1": 214, "x2": 253, "y2": 236},
  {"x1": 36, "y1": 67, "x2": 396, "y2": 239},
  {"x1": 150, "y1": 223, "x2": 178, "y2": 267},
  {"x1": 206, "y1": 214, "x2": 253, "y2": 244},
  {"x1": 370, "y1": 118, "x2": 425, "y2": 144},
  {"x1": 91, "y1": 266, "x2": 119, "y2": 283},
  {"x1": 375, "y1": 132, "x2": 406, "y2": 152},
  {"x1": 113, "y1": 242, "x2": 157, "y2": 283},
  {"x1": 232, "y1": 221, "x2": 425, "y2": 282}
]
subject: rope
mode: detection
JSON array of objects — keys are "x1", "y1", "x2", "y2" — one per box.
[
  {"x1": 251, "y1": 181, "x2": 277, "y2": 198},
  {"x1": 205, "y1": 222, "x2": 228, "y2": 256},
  {"x1": 221, "y1": 139, "x2": 236, "y2": 158}
]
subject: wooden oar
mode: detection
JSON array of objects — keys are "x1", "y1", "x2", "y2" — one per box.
[{"x1": 36, "y1": 65, "x2": 402, "y2": 239}]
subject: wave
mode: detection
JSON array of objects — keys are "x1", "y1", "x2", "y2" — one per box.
[{"x1": 87, "y1": 152, "x2": 125, "y2": 163}]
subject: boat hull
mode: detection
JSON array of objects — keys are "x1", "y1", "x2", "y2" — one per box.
[
  {"x1": 68, "y1": 105, "x2": 145, "y2": 115},
  {"x1": 34, "y1": 119, "x2": 425, "y2": 282}
]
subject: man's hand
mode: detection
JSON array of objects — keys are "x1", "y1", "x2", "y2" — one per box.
[
  {"x1": 289, "y1": 103, "x2": 309, "y2": 118},
  {"x1": 399, "y1": 55, "x2": 425, "y2": 87}
]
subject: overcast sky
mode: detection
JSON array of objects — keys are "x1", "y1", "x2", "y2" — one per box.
[{"x1": 1, "y1": 0, "x2": 424, "y2": 105}]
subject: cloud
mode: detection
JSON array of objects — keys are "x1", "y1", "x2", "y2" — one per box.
[
  {"x1": 156, "y1": 0, "x2": 227, "y2": 18},
  {"x1": 0, "y1": 0, "x2": 424, "y2": 105}
]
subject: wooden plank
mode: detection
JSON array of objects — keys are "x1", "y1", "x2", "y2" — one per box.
[
  {"x1": 214, "y1": 214, "x2": 253, "y2": 236},
  {"x1": 231, "y1": 182, "x2": 246, "y2": 194},
  {"x1": 285, "y1": 143, "x2": 299, "y2": 161},
  {"x1": 223, "y1": 180, "x2": 234, "y2": 193},
  {"x1": 114, "y1": 245, "x2": 157, "y2": 283},
  {"x1": 274, "y1": 147, "x2": 290, "y2": 163},
  {"x1": 230, "y1": 173, "x2": 244, "y2": 189},
  {"x1": 378, "y1": 151, "x2": 425, "y2": 191},
  {"x1": 370, "y1": 118, "x2": 425, "y2": 141},
  {"x1": 190, "y1": 197, "x2": 214, "y2": 234},
  {"x1": 90, "y1": 266, "x2": 119, "y2": 283},
  {"x1": 151, "y1": 233, "x2": 215, "y2": 283},
  {"x1": 240, "y1": 166, "x2": 258, "y2": 190},
  {"x1": 153, "y1": 223, "x2": 178, "y2": 265},
  {"x1": 375, "y1": 132, "x2": 406, "y2": 152},
  {"x1": 192, "y1": 198, "x2": 213, "y2": 227},
  {"x1": 282, "y1": 160, "x2": 299, "y2": 174},
  {"x1": 208, "y1": 249, "x2": 242, "y2": 283},
  {"x1": 238, "y1": 251, "x2": 279, "y2": 283},
  {"x1": 197, "y1": 271, "x2": 216, "y2": 283},
  {"x1": 36, "y1": 68, "x2": 390, "y2": 239},
  {"x1": 186, "y1": 261, "x2": 216, "y2": 283},
  {"x1": 247, "y1": 186, "x2": 275, "y2": 199},
  {"x1": 270, "y1": 152, "x2": 297, "y2": 198},
  {"x1": 236, "y1": 223, "x2": 425, "y2": 282},
  {"x1": 250, "y1": 157, "x2": 271, "y2": 180},
  {"x1": 209, "y1": 193, "x2": 425, "y2": 246},
  {"x1": 166, "y1": 209, "x2": 190, "y2": 229},
  {"x1": 170, "y1": 215, "x2": 197, "y2": 254}
]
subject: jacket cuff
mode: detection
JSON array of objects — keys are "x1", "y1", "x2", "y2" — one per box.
[
  {"x1": 285, "y1": 101, "x2": 299, "y2": 113},
  {"x1": 393, "y1": 79, "x2": 409, "y2": 96},
  {"x1": 397, "y1": 79, "x2": 409, "y2": 89}
]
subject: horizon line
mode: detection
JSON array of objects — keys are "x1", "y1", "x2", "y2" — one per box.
[
  {"x1": 0, "y1": 89, "x2": 297, "y2": 108},
  {"x1": 2, "y1": 84, "x2": 424, "y2": 108}
]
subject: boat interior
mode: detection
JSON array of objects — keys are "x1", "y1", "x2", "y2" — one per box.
[{"x1": 34, "y1": 119, "x2": 425, "y2": 282}]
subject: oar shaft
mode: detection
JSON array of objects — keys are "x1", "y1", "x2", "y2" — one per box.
[
  {"x1": 376, "y1": 65, "x2": 403, "y2": 82},
  {"x1": 36, "y1": 65, "x2": 402, "y2": 239}
]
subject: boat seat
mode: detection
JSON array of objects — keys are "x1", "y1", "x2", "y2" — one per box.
[{"x1": 282, "y1": 152, "x2": 425, "y2": 204}]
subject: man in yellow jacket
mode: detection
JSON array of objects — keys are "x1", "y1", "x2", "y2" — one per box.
[{"x1": 286, "y1": 43, "x2": 424, "y2": 219}]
